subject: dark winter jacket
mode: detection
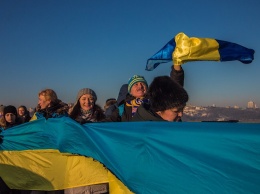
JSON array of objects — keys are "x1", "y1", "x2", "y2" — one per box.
[
  {"x1": 17, "y1": 113, "x2": 31, "y2": 124},
  {"x1": 72, "y1": 105, "x2": 106, "y2": 124},
  {"x1": 132, "y1": 103, "x2": 165, "y2": 121},
  {"x1": 104, "y1": 84, "x2": 129, "y2": 122},
  {"x1": 30, "y1": 100, "x2": 69, "y2": 121},
  {"x1": 170, "y1": 66, "x2": 184, "y2": 87}
]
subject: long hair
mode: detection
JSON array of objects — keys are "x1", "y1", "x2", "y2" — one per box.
[
  {"x1": 69, "y1": 100, "x2": 105, "y2": 122},
  {"x1": 17, "y1": 105, "x2": 31, "y2": 123},
  {"x1": 69, "y1": 100, "x2": 81, "y2": 120},
  {"x1": 0, "y1": 116, "x2": 7, "y2": 129}
]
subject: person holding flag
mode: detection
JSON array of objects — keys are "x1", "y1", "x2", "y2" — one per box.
[{"x1": 106, "y1": 64, "x2": 185, "y2": 122}]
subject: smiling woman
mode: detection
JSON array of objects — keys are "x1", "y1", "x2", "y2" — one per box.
[
  {"x1": 66, "y1": 88, "x2": 107, "y2": 193},
  {"x1": 69, "y1": 88, "x2": 105, "y2": 124}
]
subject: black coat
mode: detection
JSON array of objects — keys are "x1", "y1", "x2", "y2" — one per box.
[{"x1": 132, "y1": 103, "x2": 165, "y2": 121}]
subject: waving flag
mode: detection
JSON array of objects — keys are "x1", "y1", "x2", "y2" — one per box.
[
  {"x1": 146, "y1": 32, "x2": 255, "y2": 71},
  {"x1": 1, "y1": 118, "x2": 260, "y2": 193}
]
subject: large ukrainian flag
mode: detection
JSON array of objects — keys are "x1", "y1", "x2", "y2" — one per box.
[
  {"x1": 146, "y1": 32, "x2": 255, "y2": 70},
  {"x1": 1, "y1": 117, "x2": 260, "y2": 193}
]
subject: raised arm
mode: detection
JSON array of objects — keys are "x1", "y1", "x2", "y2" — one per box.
[{"x1": 170, "y1": 65, "x2": 184, "y2": 87}]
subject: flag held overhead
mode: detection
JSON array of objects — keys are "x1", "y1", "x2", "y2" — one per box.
[{"x1": 146, "y1": 32, "x2": 255, "y2": 71}]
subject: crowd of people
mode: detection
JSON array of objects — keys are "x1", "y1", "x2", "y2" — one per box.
[{"x1": 0, "y1": 65, "x2": 189, "y2": 194}]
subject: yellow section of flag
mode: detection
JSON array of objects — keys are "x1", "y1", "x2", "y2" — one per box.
[
  {"x1": 173, "y1": 32, "x2": 220, "y2": 65},
  {"x1": 0, "y1": 149, "x2": 133, "y2": 193}
]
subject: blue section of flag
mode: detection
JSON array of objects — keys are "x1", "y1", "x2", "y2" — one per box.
[
  {"x1": 1, "y1": 118, "x2": 260, "y2": 193},
  {"x1": 146, "y1": 38, "x2": 176, "y2": 71},
  {"x1": 217, "y1": 39, "x2": 255, "y2": 63}
]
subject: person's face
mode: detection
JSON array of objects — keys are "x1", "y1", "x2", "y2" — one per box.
[
  {"x1": 18, "y1": 107, "x2": 25, "y2": 116},
  {"x1": 130, "y1": 82, "x2": 147, "y2": 98},
  {"x1": 5, "y1": 113, "x2": 16, "y2": 124},
  {"x1": 156, "y1": 106, "x2": 185, "y2": 122},
  {"x1": 38, "y1": 95, "x2": 51, "y2": 109},
  {"x1": 79, "y1": 94, "x2": 95, "y2": 111}
]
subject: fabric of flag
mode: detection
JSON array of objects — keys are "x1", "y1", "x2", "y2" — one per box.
[
  {"x1": 146, "y1": 32, "x2": 255, "y2": 71},
  {"x1": 1, "y1": 117, "x2": 260, "y2": 193}
]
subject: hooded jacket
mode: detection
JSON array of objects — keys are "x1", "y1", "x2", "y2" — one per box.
[
  {"x1": 30, "y1": 100, "x2": 69, "y2": 121},
  {"x1": 104, "y1": 84, "x2": 129, "y2": 121}
]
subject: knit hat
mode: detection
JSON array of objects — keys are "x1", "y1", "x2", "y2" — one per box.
[
  {"x1": 148, "y1": 76, "x2": 189, "y2": 112},
  {"x1": 3, "y1": 105, "x2": 17, "y2": 117},
  {"x1": 76, "y1": 88, "x2": 97, "y2": 102},
  {"x1": 128, "y1": 75, "x2": 148, "y2": 93}
]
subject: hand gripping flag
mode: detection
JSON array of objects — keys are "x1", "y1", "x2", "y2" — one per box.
[{"x1": 146, "y1": 32, "x2": 255, "y2": 71}]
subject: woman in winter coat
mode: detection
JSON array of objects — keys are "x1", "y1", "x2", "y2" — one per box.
[
  {"x1": 69, "y1": 88, "x2": 105, "y2": 124},
  {"x1": 30, "y1": 89, "x2": 69, "y2": 121},
  {"x1": 28, "y1": 89, "x2": 68, "y2": 194},
  {"x1": 0, "y1": 105, "x2": 21, "y2": 130},
  {"x1": 0, "y1": 105, "x2": 29, "y2": 194},
  {"x1": 66, "y1": 88, "x2": 108, "y2": 194}
]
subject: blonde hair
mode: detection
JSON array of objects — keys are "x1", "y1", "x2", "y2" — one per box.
[
  {"x1": 38, "y1": 89, "x2": 58, "y2": 103},
  {"x1": 0, "y1": 116, "x2": 7, "y2": 129}
]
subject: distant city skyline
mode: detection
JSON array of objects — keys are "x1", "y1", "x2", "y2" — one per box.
[
  {"x1": 183, "y1": 103, "x2": 260, "y2": 123},
  {"x1": 187, "y1": 100, "x2": 258, "y2": 109}
]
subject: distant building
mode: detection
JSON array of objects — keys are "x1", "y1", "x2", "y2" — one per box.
[
  {"x1": 247, "y1": 101, "x2": 256, "y2": 109},
  {"x1": 195, "y1": 106, "x2": 205, "y2": 110}
]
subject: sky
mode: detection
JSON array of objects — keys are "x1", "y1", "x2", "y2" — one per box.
[{"x1": 0, "y1": 0, "x2": 259, "y2": 109}]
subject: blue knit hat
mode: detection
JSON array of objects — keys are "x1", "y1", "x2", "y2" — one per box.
[{"x1": 128, "y1": 75, "x2": 148, "y2": 93}]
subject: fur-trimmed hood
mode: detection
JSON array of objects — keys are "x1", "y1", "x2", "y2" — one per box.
[{"x1": 36, "y1": 100, "x2": 69, "y2": 119}]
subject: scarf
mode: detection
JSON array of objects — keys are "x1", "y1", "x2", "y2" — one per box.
[
  {"x1": 78, "y1": 108, "x2": 97, "y2": 122},
  {"x1": 126, "y1": 98, "x2": 149, "y2": 117}
]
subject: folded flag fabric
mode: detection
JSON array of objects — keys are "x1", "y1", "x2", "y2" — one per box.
[
  {"x1": 146, "y1": 32, "x2": 255, "y2": 71},
  {"x1": 1, "y1": 118, "x2": 260, "y2": 193}
]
